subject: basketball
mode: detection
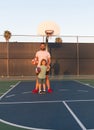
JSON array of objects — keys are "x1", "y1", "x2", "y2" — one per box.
[
  {"x1": 31, "y1": 58, "x2": 38, "y2": 65},
  {"x1": 36, "y1": 67, "x2": 41, "y2": 74}
]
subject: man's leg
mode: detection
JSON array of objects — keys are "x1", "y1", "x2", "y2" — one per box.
[
  {"x1": 32, "y1": 77, "x2": 39, "y2": 93},
  {"x1": 46, "y1": 75, "x2": 53, "y2": 93}
]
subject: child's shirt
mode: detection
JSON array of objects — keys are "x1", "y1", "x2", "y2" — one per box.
[{"x1": 38, "y1": 65, "x2": 47, "y2": 79}]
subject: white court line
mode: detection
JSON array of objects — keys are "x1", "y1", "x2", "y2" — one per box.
[
  {"x1": 59, "y1": 89, "x2": 88, "y2": 93},
  {"x1": 0, "y1": 119, "x2": 53, "y2": 130},
  {"x1": 77, "y1": 90, "x2": 88, "y2": 92},
  {"x1": 0, "y1": 100, "x2": 62, "y2": 105},
  {"x1": 74, "y1": 80, "x2": 94, "y2": 89},
  {"x1": 0, "y1": 81, "x2": 21, "y2": 100},
  {"x1": 22, "y1": 91, "x2": 32, "y2": 94},
  {"x1": 63, "y1": 101, "x2": 87, "y2": 130},
  {"x1": 65, "y1": 99, "x2": 94, "y2": 103},
  {"x1": 1, "y1": 98, "x2": 94, "y2": 105},
  {"x1": 5, "y1": 94, "x2": 15, "y2": 98}
]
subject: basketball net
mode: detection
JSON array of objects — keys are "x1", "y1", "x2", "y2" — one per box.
[{"x1": 45, "y1": 30, "x2": 54, "y2": 51}]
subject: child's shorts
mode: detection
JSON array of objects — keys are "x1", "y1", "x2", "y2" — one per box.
[{"x1": 38, "y1": 78, "x2": 46, "y2": 84}]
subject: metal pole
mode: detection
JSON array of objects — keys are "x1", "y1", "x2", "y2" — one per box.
[
  {"x1": 45, "y1": 36, "x2": 49, "y2": 51},
  {"x1": 7, "y1": 41, "x2": 9, "y2": 77},
  {"x1": 76, "y1": 36, "x2": 79, "y2": 76},
  {"x1": 43, "y1": 36, "x2": 45, "y2": 42}
]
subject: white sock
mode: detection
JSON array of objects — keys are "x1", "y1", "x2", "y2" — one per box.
[{"x1": 39, "y1": 89, "x2": 41, "y2": 92}]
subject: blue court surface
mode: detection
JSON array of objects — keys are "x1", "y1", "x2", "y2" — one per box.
[{"x1": 0, "y1": 80, "x2": 94, "y2": 130}]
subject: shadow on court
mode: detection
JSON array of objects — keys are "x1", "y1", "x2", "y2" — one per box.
[{"x1": 0, "y1": 80, "x2": 94, "y2": 130}]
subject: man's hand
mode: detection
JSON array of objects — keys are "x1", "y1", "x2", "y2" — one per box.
[{"x1": 31, "y1": 58, "x2": 38, "y2": 65}]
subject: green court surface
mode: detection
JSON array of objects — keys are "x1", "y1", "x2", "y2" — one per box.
[
  {"x1": 0, "y1": 79, "x2": 94, "y2": 130},
  {"x1": 0, "y1": 122, "x2": 26, "y2": 130},
  {"x1": 0, "y1": 81, "x2": 19, "y2": 96}
]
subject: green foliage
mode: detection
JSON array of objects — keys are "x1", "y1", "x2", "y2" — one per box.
[
  {"x1": 55, "y1": 37, "x2": 62, "y2": 43},
  {"x1": 4, "y1": 30, "x2": 11, "y2": 41}
]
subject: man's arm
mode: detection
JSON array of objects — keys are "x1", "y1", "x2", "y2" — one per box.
[
  {"x1": 47, "y1": 51, "x2": 51, "y2": 66},
  {"x1": 47, "y1": 57, "x2": 51, "y2": 66}
]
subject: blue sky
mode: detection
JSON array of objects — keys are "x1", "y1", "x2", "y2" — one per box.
[{"x1": 0, "y1": 0, "x2": 94, "y2": 37}]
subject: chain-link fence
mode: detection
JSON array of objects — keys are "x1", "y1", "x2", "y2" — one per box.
[{"x1": 0, "y1": 41, "x2": 94, "y2": 77}]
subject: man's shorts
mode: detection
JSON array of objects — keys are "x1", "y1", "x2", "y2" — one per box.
[{"x1": 46, "y1": 70, "x2": 50, "y2": 75}]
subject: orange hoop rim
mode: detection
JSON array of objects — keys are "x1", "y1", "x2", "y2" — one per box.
[{"x1": 45, "y1": 30, "x2": 54, "y2": 36}]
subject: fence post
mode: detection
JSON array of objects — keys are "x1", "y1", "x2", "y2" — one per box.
[
  {"x1": 7, "y1": 41, "x2": 9, "y2": 77},
  {"x1": 76, "y1": 36, "x2": 79, "y2": 76}
]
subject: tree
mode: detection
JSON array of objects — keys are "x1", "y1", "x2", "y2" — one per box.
[
  {"x1": 55, "y1": 37, "x2": 62, "y2": 43},
  {"x1": 4, "y1": 30, "x2": 11, "y2": 42}
]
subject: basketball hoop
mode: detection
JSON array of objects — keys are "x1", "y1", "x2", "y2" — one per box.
[
  {"x1": 45, "y1": 30, "x2": 54, "y2": 37},
  {"x1": 45, "y1": 30, "x2": 54, "y2": 51}
]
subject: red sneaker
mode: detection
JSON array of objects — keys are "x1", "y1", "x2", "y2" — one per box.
[
  {"x1": 32, "y1": 89, "x2": 38, "y2": 94},
  {"x1": 48, "y1": 88, "x2": 53, "y2": 93}
]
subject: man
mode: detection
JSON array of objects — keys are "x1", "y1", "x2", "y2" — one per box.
[{"x1": 32, "y1": 42, "x2": 53, "y2": 93}]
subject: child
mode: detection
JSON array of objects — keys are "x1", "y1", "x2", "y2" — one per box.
[{"x1": 37, "y1": 59, "x2": 50, "y2": 94}]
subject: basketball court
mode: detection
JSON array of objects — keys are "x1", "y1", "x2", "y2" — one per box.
[{"x1": 0, "y1": 80, "x2": 94, "y2": 130}]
